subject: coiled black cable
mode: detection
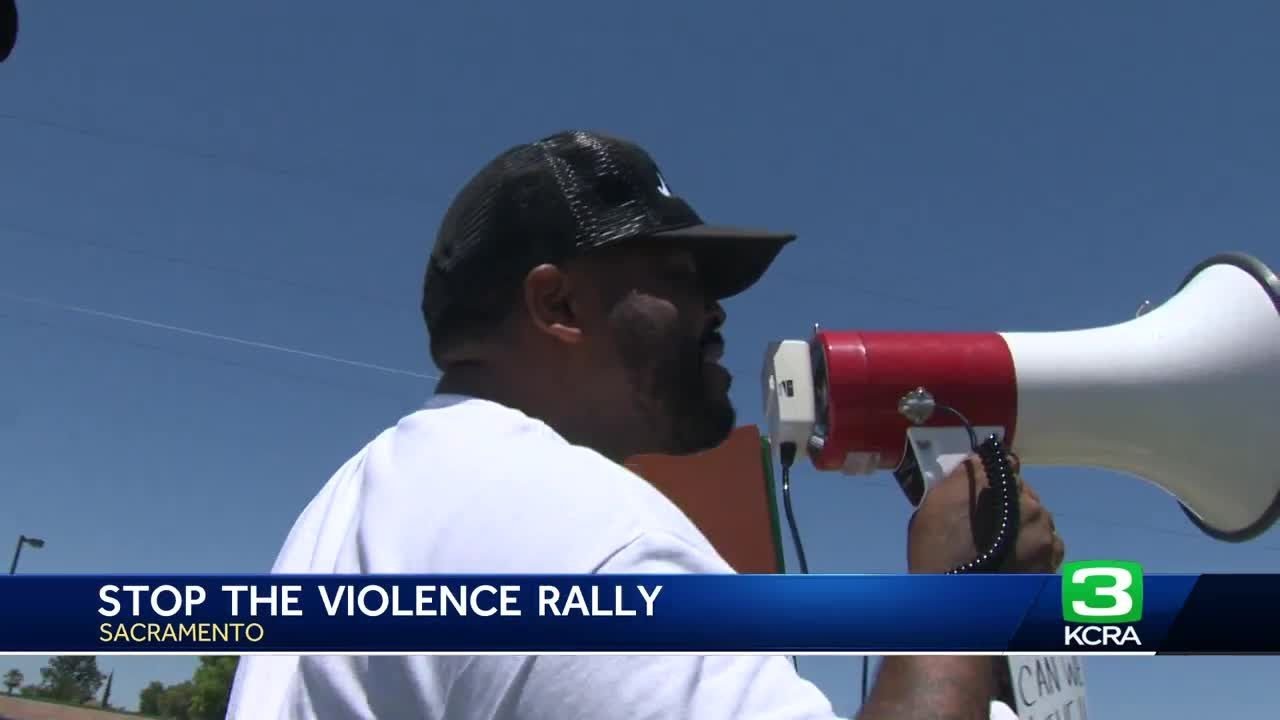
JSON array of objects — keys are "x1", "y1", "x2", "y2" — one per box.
[
  {"x1": 950, "y1": 434, "x2": 1019, "y2": 573},
  {"x1": 926, "y1": 404, "x2": 1021, "y2": 574}
]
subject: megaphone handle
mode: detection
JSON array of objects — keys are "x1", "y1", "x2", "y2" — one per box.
[
  {"x1": 898, "y1": 402, "x2": 1022, "y2": 574},
  {"x1": 948, "y1": 433, "x2": 1020, "y2": 574}
]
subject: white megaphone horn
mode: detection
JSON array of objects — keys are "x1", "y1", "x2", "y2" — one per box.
[{"x1": 763, "y1": 252, "x2": 1280, "y2": 543}]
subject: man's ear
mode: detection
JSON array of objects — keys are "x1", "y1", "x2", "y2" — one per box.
[{"x1": 522, "y1": 263, "x2": 584, "y2": 345}]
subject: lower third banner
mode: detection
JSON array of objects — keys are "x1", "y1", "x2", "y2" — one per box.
[{"x1": 0, "y1": 567, "x2": 1275, "y2": 654}]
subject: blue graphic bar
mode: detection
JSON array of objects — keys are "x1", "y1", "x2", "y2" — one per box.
[{"x1": 0, "y1": 572, "x2": 1265, "y2": 654}]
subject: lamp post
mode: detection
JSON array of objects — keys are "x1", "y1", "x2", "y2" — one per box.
[{"x1": 9, "y1": 534, "x2": 45, "y2": 574}]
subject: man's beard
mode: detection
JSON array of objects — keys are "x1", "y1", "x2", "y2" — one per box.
[{"x1": 629, "y1": 331, "x2": 736, "y2": 456}]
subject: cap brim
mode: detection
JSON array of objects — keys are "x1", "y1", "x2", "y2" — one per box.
[{"x1": 648, "y1": 224, "x2": 796, "y2": 300}]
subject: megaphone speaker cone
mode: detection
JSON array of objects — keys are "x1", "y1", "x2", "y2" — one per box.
[
  {"x1": 1174, "y1": 253, "x2": 1280, "y2": 542},
  {"x1": 1000, "y1": 252, "x2": 1280, "y2": 543}
]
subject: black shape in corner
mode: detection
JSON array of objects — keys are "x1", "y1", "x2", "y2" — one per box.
[{"x1": 1, "y1": 0, "x2": 17, "y2": 63}]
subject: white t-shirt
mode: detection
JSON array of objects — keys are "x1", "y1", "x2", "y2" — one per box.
[
  {"x1": 990, "y1": 700, "x2": 1020, "y2": 720},
  {"x1": 226, "y1": 394, "x2": 1016, "y2": 719},
  {"x1": 226, "y1": 394, "x2": 839, "y2": 719}
]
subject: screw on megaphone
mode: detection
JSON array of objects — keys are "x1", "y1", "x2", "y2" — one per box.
[{"x1": 897, "y1": 387, "x2": 936, "y2": 426}]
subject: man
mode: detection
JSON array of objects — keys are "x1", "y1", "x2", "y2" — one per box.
[{"x1": 227, "y1": 129, "x2": 1064, "y2": 719}]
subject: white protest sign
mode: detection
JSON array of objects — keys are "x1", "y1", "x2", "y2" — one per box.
[{"x1": 1008, "y1": 656, "x2": 1088, "y2": 720}]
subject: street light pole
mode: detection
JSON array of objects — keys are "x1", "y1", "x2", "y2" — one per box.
[{"x1": 9, "y1": 534, "x2": 45, "y2": 575}]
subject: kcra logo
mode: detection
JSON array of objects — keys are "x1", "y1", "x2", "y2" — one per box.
[{"x1": 1060, "y1": 560, "x2": 1144, "y2": 647}]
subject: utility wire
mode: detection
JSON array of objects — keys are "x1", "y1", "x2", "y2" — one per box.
[
  {"x1": 7, "y1": 232, "x2": 1272, "y2": 549},
  {"x1": 7, "y1": 113, "x2": 1269, "y2": 549},
  {"x1": 0, "y1": 109, "x2": 1051, "y2": 324},
  {"x1": 0, "y1": 290, "x2": 438, "y2": 381},
  {"x1": 5, "y1": 245, "x2": 1271, "y2": 549},
  {"x1": 0, "y1": 221, "x2": 410, "y2": 312},
  {"x1": 0, "y1": 107, "x2": 1054, "y2": 327},
  {"x1": 0, "y1": 216, "x2": 976, "y2": 326},
  {"x1": 0, "y1": 310, "x2": 424, "y2": 401},
  {"x1": 0, "y1": 110, "x2": 419, "y2": 205}
]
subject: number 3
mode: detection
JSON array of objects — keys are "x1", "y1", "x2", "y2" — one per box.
[{"x1": 1070, "y1": 567, "x2": 1133, "y2": 617}]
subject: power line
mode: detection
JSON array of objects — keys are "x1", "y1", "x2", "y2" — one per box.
[
  {"x1": 3, "y1": 209, "x2": 1264, "y2": 550},
  {"x1": 8, "y1": 240, "x2": 1265, "y2": 548},
  {"x1": 1051, "y1": 509, "x2": 1280, "y2": 553},
  {"x1": 0, "y1": 110, "x2": 419, "y2": 205},
  {"x1": 0, "y1": 216, "x2": 990, "y2": 338},
  {"x1": 806, "y1": 475, "x2": 1280, "y2": 551},
  {"x1": 0, "y1": 109, "x2": 1045, "y2": 326},
  {"x1": 0, "y1": 221, "x2": 411, "y2": 313},
  {"x1": 0, "y1": 111, "x2": 1102, "y2": 327},
  {"x1": 0, "y1": 290, "x2": 438, "y2": 381},
  {"x1": 0, "y1": 310, "x2": 425, "y2": 402},
  {"x1": 7, "y1": 285, "x2": 1279, "y2": 555},
  {"x1": 1, "y1": 215, "x2": 971, "y2": 328}
]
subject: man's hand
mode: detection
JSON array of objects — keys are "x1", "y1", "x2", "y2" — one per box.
[
  {"x1": 907, "y1": 451, "x2": 1065, "y2": 574},
  {"x1": 858, "y1": 453, "x2": 1066, "y2": 720}
]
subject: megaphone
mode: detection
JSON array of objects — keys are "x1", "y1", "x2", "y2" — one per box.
[{"x1": 763, "y1": 252, "x2": 1280, "y2": 543}]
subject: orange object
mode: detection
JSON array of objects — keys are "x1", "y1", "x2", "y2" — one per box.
[{"x1": 625, "y1": 425, "x2": 785, "y2": 574}]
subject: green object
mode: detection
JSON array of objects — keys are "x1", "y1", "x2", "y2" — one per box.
[
  {"x1": 1061, "y1": 560, "x2": 1145, "y2": 624},
  {"x1": 759, "y1": 436, "x2": 788, "y2": 574}
]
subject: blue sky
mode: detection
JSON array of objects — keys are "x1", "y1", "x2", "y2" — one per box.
[{"x1": 1, "y1": 0, "x2": 1277, "y2": 715}]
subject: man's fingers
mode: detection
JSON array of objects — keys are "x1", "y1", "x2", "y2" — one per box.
[
  {"x1": 1052, "y1": 532, "x2": 1066, "y2": 572},
  {"x1": 960, "y1": 455, "x2": 982, "y2": 491},
  {"x1": 1007, "y1": 498, "x2": 1060, "y2": 571},
  {"x1": 1011, "y1": 527, "x2": 1061, "y2": 573},
  {"x1": 1019, "y1": 490, "x2": 1044, "y2": 523},
  {"x1": 959, "y1": 449, "x2": 1062, "y2": 573},
  {"x1": 1007, "y1": 451, "x2": 1021, "y2": 475}
]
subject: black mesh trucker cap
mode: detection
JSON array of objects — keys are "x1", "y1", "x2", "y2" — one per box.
[{"x1": 422, "y1": 130, "x2": 796, "y2": 340}]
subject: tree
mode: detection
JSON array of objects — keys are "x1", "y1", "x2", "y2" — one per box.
[
  {"x1": 38, "y1": 656, "x2": 105, "y2": 704},
  {"x1": 189, "y1": 656, "x2": 238, "y2": 720},
  {"x1": 139, "y1": 680, "x2": 166, "y2": 715},
  {"x1": 101, "y1": 669, "x2": 114, "y2": 709},
  {"x1": 157, "y1": 680, "x2": 195, "y2": 720},
  {"x1": 3, "y1": 668, "x2": 21, "y2": 695}
]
